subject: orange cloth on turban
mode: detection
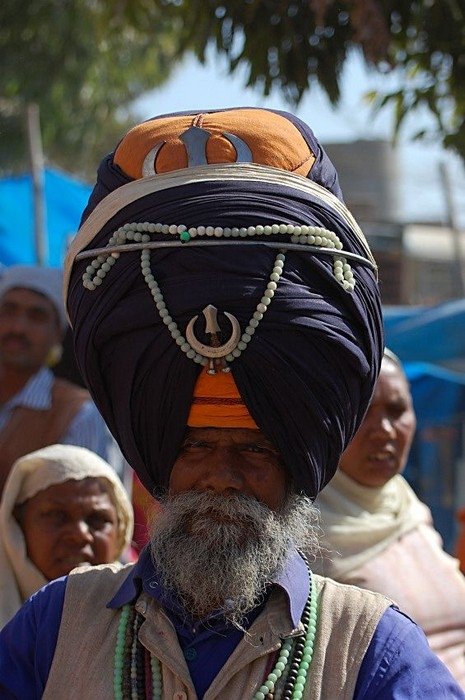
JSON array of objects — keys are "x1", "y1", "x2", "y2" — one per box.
[
  {"x1": 113, "y1": 109, "x2": 315, "y2": 180},
  {"x1": 187, "y1": 369, "x2": 258, "y2": 429}
]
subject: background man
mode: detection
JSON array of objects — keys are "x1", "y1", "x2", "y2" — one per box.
[{"x1": 0, "y1": 265, "x2": 110, "y2": 494}]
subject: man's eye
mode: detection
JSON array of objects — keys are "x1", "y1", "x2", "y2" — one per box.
[
  {"x1": 243, "y1": 445, "x2": 266, "y2": 453},
  {"x1": 242, "y1": 444, "x2": 277, "y2": 457},
  {"x1": 182, "y1": 441, "x2": 210, "y2": 450}
]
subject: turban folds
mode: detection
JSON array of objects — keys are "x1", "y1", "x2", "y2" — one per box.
[{"x1": 65, "y1": 108, "x2": 383, "y2": 498}]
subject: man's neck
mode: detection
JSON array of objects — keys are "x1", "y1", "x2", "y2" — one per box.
[{"x1": 0, "y1": 363, "x2": 42, "y2": 404}]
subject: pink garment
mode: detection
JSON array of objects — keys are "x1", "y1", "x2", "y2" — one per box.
[{"x1": 340, "y1": 523, "x2": 465, "y2": 688}]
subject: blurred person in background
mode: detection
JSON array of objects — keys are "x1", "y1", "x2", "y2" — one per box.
[
  {"x1": 0, "y1": 443, "x2": 134, "y2": 628},
  {"x1": 314, "y1": 349, "x2": 465, "y2": 687},
  {"x1": 0, "y1": 265, "x2": 112, "y2": 495}
]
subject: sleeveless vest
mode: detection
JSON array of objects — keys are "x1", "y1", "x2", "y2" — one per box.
[
  {"x1": 44, "y1": 564, "x2": 391, "y2": 699},
  {"x1": 0, "y1": 377, "x2": 90, "y2": 495}
]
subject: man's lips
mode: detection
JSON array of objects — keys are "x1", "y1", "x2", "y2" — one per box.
[{"x1": 0, "y1": 337, "x2": 29, "y2": 351}]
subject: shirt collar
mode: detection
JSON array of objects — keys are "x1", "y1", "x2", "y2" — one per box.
[
  {"x1": 108, "y1": 546, "x2": 310, "y2": 628},
  {"x1": 5, "y1": 367, "x2": 53, "y2": 410}
]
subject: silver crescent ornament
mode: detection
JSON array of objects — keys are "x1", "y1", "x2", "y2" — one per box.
[{"x1": 186, "y1": 305, "x2": 241, "y2": 359}]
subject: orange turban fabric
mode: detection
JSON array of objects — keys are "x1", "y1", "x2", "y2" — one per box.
[{"x1": 187, "y1": 370, "x2": 258, "y2": 429}]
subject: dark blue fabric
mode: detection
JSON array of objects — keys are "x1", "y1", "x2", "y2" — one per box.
[
  {"x1": 69, "y1": 175, "x2": 383, "y2": 497},
  {"x1": 1, "y1": 557, "x2": 464, "y2": 699}
]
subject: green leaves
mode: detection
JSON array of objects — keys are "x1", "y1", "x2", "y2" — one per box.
[{"x1": 0, "y1": 0, "x2": 179, "y2": 176}]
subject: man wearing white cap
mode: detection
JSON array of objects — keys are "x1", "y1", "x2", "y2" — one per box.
[{"x1": 0, "y1": 265, "x2": 109, "y2": 495}]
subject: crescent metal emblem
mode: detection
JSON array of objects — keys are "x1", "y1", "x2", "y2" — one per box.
[
  {"x1": 141, "y1": 125, "x2": 253, "y2": 176},
  {"x1": 142, "y1": 142, "x2": 164, "y2": 177},
  {"x1": 186, "y1": 305, "x2": 241, "y2": 358}
]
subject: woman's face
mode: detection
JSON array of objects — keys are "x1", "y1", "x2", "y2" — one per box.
[
  {"x1": 339, "y1": 360, "x2": 417, "y2": 488},
  {"x1": 17, "y1": 477, "x2": 119, "y2": 580}
]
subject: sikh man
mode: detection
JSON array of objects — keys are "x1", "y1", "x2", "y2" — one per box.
[
  {"x1": 0, "y1": 265, "x2": 110, "y2": 494},
  {"x1": 0, "y1": 109, "x2": 463, "y2": 699}
]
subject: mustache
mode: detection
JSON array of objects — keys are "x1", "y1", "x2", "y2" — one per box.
[{"x1": 158, "y1": 491, "x2": 272, "y2": 529}]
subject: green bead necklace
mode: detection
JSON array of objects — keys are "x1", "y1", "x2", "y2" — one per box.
[{"x1": 113, "y1": 569, "x2": 318, "y2": 699}]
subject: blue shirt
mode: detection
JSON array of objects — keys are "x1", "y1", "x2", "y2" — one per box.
[
  {"x1": 0, "y1": 367, "x2": 110, "y2": 460},
  {"x1": 0, "y1": 548, "x2": 464, "y2": 699}
]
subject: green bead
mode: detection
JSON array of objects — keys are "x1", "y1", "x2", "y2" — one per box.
[{"x1": 180, "y1": 230, "x2": 191, "y2": 242}]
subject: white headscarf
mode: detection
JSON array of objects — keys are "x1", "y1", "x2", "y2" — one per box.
[
  {"x1": 312, "y1": 469, "x2": 430, "y2": 579},
  {"x1": 0, "y1": 444, "x2": 134, "y2": 628}
]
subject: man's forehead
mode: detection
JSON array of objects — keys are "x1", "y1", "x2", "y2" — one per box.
[
  {"x1": 1, "y1": 287, "x2": 54, "y2": 307},
  {"x1": 185, "y1": 426, "x2": 275, "y2": 444},
  {"x1": 1, "y1": 287, "x2": 56, "y2": 312}
]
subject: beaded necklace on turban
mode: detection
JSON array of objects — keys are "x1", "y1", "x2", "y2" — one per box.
[{"x1": 65, "y1": 107, "x2": 383, "y2": 499}]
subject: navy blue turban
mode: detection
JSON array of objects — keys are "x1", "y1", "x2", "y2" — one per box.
[{"x1": 65, "y1": 107, "x2": 383, "y2": 498}]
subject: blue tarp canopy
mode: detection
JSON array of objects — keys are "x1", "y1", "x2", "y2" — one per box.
[
  {"x1": 0, "y1": 167, "x2": 92, "y2": 268},
  {"x1": 384, "y1": 299, "x2": 465, "y2": 426},
  {"x1": 385, "y1": 300, "x2": 465, "y2": 366}
]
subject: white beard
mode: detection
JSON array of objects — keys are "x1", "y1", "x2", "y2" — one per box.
[{"x1": 149, "y1": 490, "x2": 320, "y2": 628}]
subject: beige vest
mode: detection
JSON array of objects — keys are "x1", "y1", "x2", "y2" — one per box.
[
  {"x1": 44, "y1": 563, "x2": 391, "y2": 699},
  {"x1": 0, "y1": 377, "x2": 89, "y2": 495}
]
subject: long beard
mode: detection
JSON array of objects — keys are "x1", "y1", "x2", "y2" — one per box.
[{"x1": 149, "y1": 491, "x2": 320, "y2": 629}]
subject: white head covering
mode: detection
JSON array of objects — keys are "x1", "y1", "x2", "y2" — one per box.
[
  {"x1": 0, "y1": 444, "x2": 134, "y2": 628},
  {"x1": 0, "y1": 265, "x2": 67, "y2": 330},
  {"x1": 312, "y1": 469, "x2": 430, "y2": 578}
]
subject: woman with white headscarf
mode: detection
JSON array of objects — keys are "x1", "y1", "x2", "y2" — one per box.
[
  {"x1": 314, "y1": 350, "x2": 465, "y2": 688},
  {"x1": 0, "y1": 444, "x2": 134, "y2": 628}
]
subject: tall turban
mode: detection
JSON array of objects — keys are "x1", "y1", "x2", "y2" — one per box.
[{"x1": 65, "y1": 107, "x2": 383, "y2": 499}]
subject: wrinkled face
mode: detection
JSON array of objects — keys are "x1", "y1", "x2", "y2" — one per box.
[
  {"x1": 169, "y1": 427, "x2": 287, "y2": 511},
  {"x1": 0, "y1": 288, "x2": 61, "y2": 371},
  {"x1": 17, "y1": 478, "x2": 119, "y2": 580},
  {"x1": 339, "y1": 360, "x2": 416, "y2": 488}
]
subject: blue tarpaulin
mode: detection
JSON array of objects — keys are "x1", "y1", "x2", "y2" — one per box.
[
  {"x1": 0, "y1": 167, "x2": 91, "y2": 268},
  {"x1": 385, "y1": 300, "x2": 465, "y2": 365}
]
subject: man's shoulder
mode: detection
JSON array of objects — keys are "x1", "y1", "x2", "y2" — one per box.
[
  {"x1": 51, "y1": 376, "x2": 91, "y2": 402},
  {"x1": 67, "y1": 561, "x2": 134, "y2": 588},
  {"x1": 312, "y1": 572, "x2": 393, "y2": 615}
]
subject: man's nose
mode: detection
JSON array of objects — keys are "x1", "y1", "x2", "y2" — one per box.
[{"x1": 199, "y1": 448, "x2": 244, "y2": 493}]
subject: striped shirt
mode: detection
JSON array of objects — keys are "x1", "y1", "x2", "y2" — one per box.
[{"x1": 0, "y1": 367, "x2": 109, "y2": 459}]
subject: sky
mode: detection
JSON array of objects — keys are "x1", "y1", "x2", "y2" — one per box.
[{"x1": 135, "y1": 49, "x2": 465, "y2": 228}]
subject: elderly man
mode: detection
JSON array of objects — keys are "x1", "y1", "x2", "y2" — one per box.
[
  {"x1": 0, "y1": 108, "x2": 463, "y2": 699},
  {"x1": 0, "y1": 265, "x2": 110, "y2": 493}
]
